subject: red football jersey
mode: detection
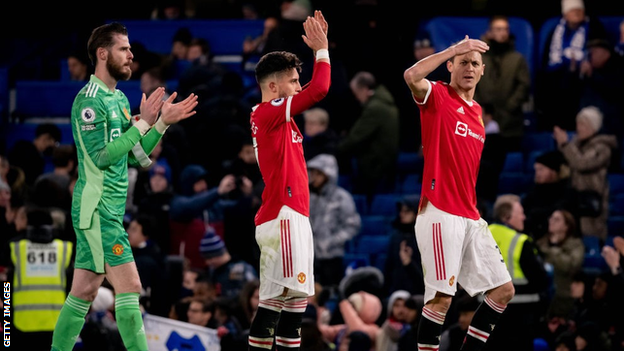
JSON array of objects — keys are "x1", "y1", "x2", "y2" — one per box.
[
  {"x1": 415, "y1": 80, "x2": 485, "y2": 220},
  {"x1": 251, "y1": 61, "x2": 331, "y2": 225}
]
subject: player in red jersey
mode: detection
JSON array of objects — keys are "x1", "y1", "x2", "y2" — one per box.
[
  {"x1": 247, "y1": 11, "x2": 330, "y2": 351},
  {"x1": 403, "y1": 35, "x2": 515, "y2": 351}
]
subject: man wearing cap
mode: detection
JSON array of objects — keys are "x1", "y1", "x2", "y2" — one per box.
[
  {"x1": 536, "y1": 0, "x2": 608, "y2": 130},
  {"x1": 522, "y1": 150, "x2": 579, "y2": 238},
  {"x1": 553, "y1": 106, "x2": 618, "y2": 240},
  {"x1": 200, "y1": 230, "x2": 258, "y2": 300}
]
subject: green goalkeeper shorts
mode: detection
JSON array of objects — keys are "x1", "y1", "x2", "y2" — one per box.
[{"x1": 74, "y1": 208, "x2": 134, "y2": 273}]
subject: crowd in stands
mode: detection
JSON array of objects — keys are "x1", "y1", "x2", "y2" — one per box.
[{"x1": 2, "y1": 0, "x2": 624, "y2": 350}]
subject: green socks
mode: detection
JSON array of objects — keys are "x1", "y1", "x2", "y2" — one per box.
[
  {"x1": 51, "y1": 294, "x2": 91, "y2": 351},
  {"x1": 115, "y1": 292, "x2": 148, "y2": 351}
]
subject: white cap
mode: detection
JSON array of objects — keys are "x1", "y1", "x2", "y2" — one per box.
[
  {"x1": 576, "y1": 106, "x2": 603, "y2": 133},
  {"x1": 562, "y1": 0, "x2": 584, "y2": 14}
]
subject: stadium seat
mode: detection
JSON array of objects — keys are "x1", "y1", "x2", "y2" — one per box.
[
  {"x1": 582, "y1": 236, "x2": 608, "y2": 274},
  {"x1": 369, "y1": 193, "x2": 401, "y2": 216},
  {"x1": 497, "y1": 172, "x2": 532, "y2": 196},
  {"x1": 343, "y1": 253, "x2": 370, "y2": 271},
  {"x1": 352, "y1": 194, "x2": 368, "y2": 216},
  {"x1": 608, "y1": 216, "x2": 624, "y2": 237},
  {"x1": 608, "y1": 173, "x2": 624, "y2": 195},
  {"x1": 360, "y1": 215, "x2": 391, "y2": 236},
  {"x1": 338, "y1": 174, "x2": 353, "y2": 193},
  {"x1": 610, "y1": 194, "x2": 624, "y2": 216},
  {"x1": 400, "y1": 173, "x2": 421, "y2": 194},
  {"x1": 396, "y1": 152, "x2": 423, "y2": 174},
  {"x1": 356, "y1": 235, "x2": 390, "y2": 256},
  {"x1": 502, "y1": 152, "x2": 524, "y2": 173},
  {"x1": 521, "y1": 132, "x2": 556, "y2": 154}
]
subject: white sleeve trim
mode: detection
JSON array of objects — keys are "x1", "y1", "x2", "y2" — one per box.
[
  {"x1": 285, "y1": 96, "x2": 293, "y2": 122},
  {"x1": 413, "y1": 79, "x2": 432, "y2": 105},
  {"x1": 154, "y1": 118, "x2": 169, "y2": 134}
]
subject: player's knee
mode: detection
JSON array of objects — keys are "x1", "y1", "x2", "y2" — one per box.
[
  {"x1": 490, "y1": 281, "x2": 515, "y2": 305},
  {"x1": 428, "y1": 293, "x2": 453, "y2": 312},
  {"x1": 70, "y1": 283, "x2": 101, "y2": 302}
]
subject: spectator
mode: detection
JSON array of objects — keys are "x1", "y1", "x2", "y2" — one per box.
[
  {"x1": 579, "y1": 38, "x2": 624, "y2": 140},
  {"x1": 232, "y1": 279, "x2": 260, "y2": 331},
  {"x1": 136, "y1": 161, "x2": 175, "y2": 253},
  {"x1": 522, "y1": 150, "x2": 579, "y2": 238},
  {"x1": 397, "y1": 294, "x2": 424, "y2": 351},
  {"x1": 176, "y1": 37, "x2": 226, "y2": 99},
  {"x1": 168, "y1": 164, "x2": 236, "y2": 268},
  {"x1": 307, "y1": 153, "x2": 361, "y2": 289},
  {"x1": 376, "y1": 289, "x2": 411, "y2": 351},
  {"x1": 475, "y1": 103, "x2": 506, "y2": 204},
  {"x1": 475, "y1": 15, "x2": 531, "y2": 154},
  {"x1": 242, "y1": 16, "x2": 279, "y2": 64},
  {"x1": 553, "y1": 106, "x2": 618, "y2": 241},
  {"x1": 80, "y1": 286, "x2": 125, "y2": 351},
  {"x1": 199, "y1": 230, "x2": 258, "y2": 300},
  {"x1": 440, "y1": 294, "x2": 480, "y2": 351},
  {"x1": 535, "y1": 0, "x2": 607, "y2": 131},
  {"x1": 486, "y1": 194, "x2": 550, "y2": 351},
  {"x1": 303, "y1": 107, "x2": 339, "y2": 161},
  {"x1": 8, "y1": 123, "x2": 62, "y2": 186},
  {"x1": 600, "y1": 237, "x2": 624, "y2": 348},
  {"x1": 66, "y1": 49, "x2": 92, "y2": 81},
  {"x1": 536, "y1": 209, "x2": 585, "y2": 319},
  {"x1": 127, "y1": 213, "x2": 168, "y2": 316},
  {"x1": 128, "y1": 41, "x2": 163, "y2": 81},
  {"x1": 412, "y1": 32, "x2": 450, "y2": 83},
  {"x1": 337, "y1": 71, "x2": 400, "y2": 200},
  {"x1": 383, "y1": 195, "x2": 425, "y2": 296},
  {"x1": 616, "y1": 19, "x2": 624, "y2": 57},
  {"x1": 131, "y1": 66, "x2": 171, "y2": 116},
  {"x1": 187, "y1": 296, "x2": 216, "y2": 328},
  {"x1": 34, "y1": 144, "x2": 76, "y2": 193}
]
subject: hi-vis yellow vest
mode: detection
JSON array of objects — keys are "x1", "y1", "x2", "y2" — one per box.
[
  {"x1": 489, "y1": 223, "x2": 540, "y2": 303},
  {"x1": 10, "y1": 239, "x2": 73, "y2": 332}
]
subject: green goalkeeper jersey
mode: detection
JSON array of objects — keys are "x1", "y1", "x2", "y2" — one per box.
[{"x1": 71, "y1": 75, "x2": 163, "y2": 229}]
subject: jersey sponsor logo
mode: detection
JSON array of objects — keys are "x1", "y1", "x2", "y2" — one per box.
[
  {"x1": 455, "y1": 121, "x2": 468, "y2": 137},
  {"x1": 456, "y1": 106, "x2": 465, "y2": 114},
  {"x1": 81, "y1": 107, "x2": 96, "y2": 123},
  {"x1": 110, "y1": 128, "x2": 121, "y2": 142},
  {"x1": 81, "y1": 124, "x2": 96, "y2": 131},
  {"x1": 297, "y1": 272, "x2": 306, "y2": 284},
  {"x1": 112, "y1": 244, "x2": 124, "y2": 255},
  {"x1": 271, "y1": 98, "x2": 285, "y2": 106},
  {"x1": 454, "y1": 121, "x2": 484, "y2": 143},
  {"x1": 291, "y1": 130, "x2": 303, "y2": 143}
]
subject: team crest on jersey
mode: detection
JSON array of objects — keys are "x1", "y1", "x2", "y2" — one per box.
[
  {"x1": 271, "y1": 98, "x2": 285, "y2": 106},
  {"x1": 449, "y1": 275, "x2": 455, "y2": 287},
  {"x1": 297, "y1": 272, "x2": 306, "y2": 284},
  {"x1": 112, "y1": 244, "x2": 124, "y2": 255},
  {"x1": 81, "y1": 107, "x2": 96, "y2": 123},
  {"x1": 123, "y1": 107, "x2": 131, "y2": 120}
]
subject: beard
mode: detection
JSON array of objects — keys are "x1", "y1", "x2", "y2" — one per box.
[{"x1": 107, "y1": 58, "x2": 132, "y2": 82}]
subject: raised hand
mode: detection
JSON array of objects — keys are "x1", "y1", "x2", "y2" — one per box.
[
  {"x1": 314, "y1": 10, "x2": 328, "y2": 36},
  {"x1": 452, "y1": 35, "x2": 489, "y2": 56},
  {"x1": 139, "y1": 87, "x2": 166, "y2": 125},
  {"x1": 301, "y1": 16, "x2": 328, "y2": 52},
  {"x1": 159, "y1": 92, "x2": 199, "y2": 126}
]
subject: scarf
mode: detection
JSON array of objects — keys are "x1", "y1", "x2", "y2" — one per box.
[{"x1": 547, "y1": 17, "x2": 589, "y2": 70}]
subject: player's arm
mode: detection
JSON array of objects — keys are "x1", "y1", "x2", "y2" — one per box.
[
  {"x1": 290, "y1": 12, "x2": 331, "y2": 116},
  {"x1": 404, "y1": 35, "x2": 489, "y2": 99},
  {"x1": 75, "y1": 99, "x2": 148, "y2": 169}
]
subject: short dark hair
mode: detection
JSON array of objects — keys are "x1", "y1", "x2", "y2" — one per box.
[
  {"x1": 255, "y1": 51, "x2": 302, "y2": 84},
  {"x1": 52, "y1": 144, "x2": 76, "y2": 167},
  {"x1": 351, "y1": 71, "x2": 377, "y2": 90},
  {"x1": 35, "y1": 123, "x2": 62, "y2": 142},
  {"x1": 87, "y1": 22, "x2": 128, "y2": 65}
]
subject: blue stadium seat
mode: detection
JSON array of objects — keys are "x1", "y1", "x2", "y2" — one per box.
[
  {"x1": 338, "y1": 174, "x2": 353, "y2": 193},
  {"x1": 521, "y1": 132, "x2": 556, "y2": 154},
  {"x1": 369, "y1": 194, "x2": 401, "y2": 216},
  {"x1": 502, "y1": 152, "x2": 524, "y2": 173},
  {"x1": 352, "y1": 194, "x2": 368, "y2": 216},
  {"x1": 608, "y1": 216, "x2": 624, "y2": 237},
  {"x1": 343, "y1": 253, "x2": 370, "y2": 271},
  {"x1": 396, "y1": 152, "x2": 423, "y2": 174},
  {"x1": 608, "y1": 174, "x2": 624, "y2": 195},
  {"x1": 360, "y1": 215, "x2": 391, "y2": 236},
  {"x1": 15, "y1": 81, "x2": 84, "y2": 117},
  {"x1": 525, "y1": 150, "x2": 543, "y2": 174},
  {"x1": 356, "y1": 235, "x2": 390, "y2": 256},
  {"x1": 373, "y1": 253, "x2": 387, "y2": 272},
  {"x1": 610, "y1": 194, "x2": 624, "y2": 216},
  {"x1": 5, "y1": 122, "x2": 74, "y2": 152},
  {"x1": 400, "y1": 173, "x2": 421, "y2": 194},
  {"x1": 121, "y1": 20, "x2": 265, "y2": 56},
  {"x1": 497, "y1": 172, "x2": 532, "y2": 196},
  {"x1": 582, "y1": 236, "x2": 608, "y2": 273}
]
